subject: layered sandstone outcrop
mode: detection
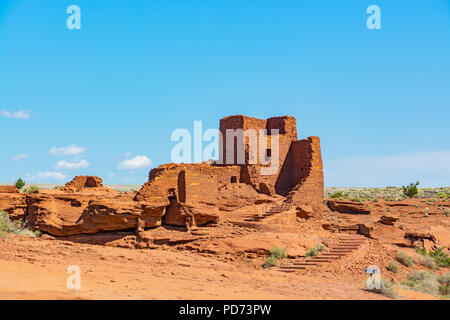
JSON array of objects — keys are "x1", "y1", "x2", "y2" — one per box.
[{"x1": 0, "y1": 185, "x2": 20, "y2": 194}]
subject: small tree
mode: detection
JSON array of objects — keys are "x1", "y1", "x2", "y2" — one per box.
[
  {"x1": 402, "y1": 181, "x2": 419, "y2": 198},
  {"x1": 15, "y1": 178, "x2": 25, "y2": 190}
]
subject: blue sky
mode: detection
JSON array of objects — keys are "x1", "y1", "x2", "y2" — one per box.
[{"x1": 0, "y1": 0, "x2": 449, "y2": 187}]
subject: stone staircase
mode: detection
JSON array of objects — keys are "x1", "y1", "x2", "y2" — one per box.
[
  {"x1": 243, "y1": 200, "x2": 293, "y2": 222},
  {"x1": 277, "y1": 235, "x2": 368, "y2": 272}
]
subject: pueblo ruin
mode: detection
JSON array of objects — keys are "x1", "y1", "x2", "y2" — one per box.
[
  {"x1": 1, "y1": 115, "x2": 448, "y2": 280},
  {"x1": 0, "y1": 115, "x2": 324, "y2": 241}
]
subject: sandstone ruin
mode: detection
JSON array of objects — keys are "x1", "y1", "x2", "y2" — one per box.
[{"x1": 0, "y1": 115, "x2": 324, "y2": 239}]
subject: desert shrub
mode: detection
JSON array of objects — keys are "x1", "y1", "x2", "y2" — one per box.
[
  {"x1": 0, "y1": 210, "x2": 39, "y2": 238},
  {"x1": 428, "y1": 247, "x2": 450, "y2": 268},
  {"x1": 380, "y1": 279, "x2": 398, "y2": 299},
  {"x1": 22, "y1": 185, "x2": 39, "y2": 194},
  {"x1": 386, "y1": 261, "x2": 399, "y2": 273},
  {"x1": 262, "y1": 256, "x2": 278, "y2": 269},
  {"x1": 397, "y1": 251, "x2": 414, "y2": 267},
  {"x1": 329, "y1": 191, "x2": 348, "y2": 199},
  {"x1": 15, "y1": 178, "x2": 25, "y2": 190},
  {"x1": 402, "y1": 181, "x2": 420, "y2": 198},
  {"x1": 306, "y1": 244, "x2": 324, "y2": 257},
  {"x1": 418, "y1": 256, "x2": 437, "y2": 270},
  {"x1": 402, "y1": 271, "x2": 440, "y2": 296},
  {"x1": 269, "y1": 246, "x2": 287, "y2": 259},
  {"x1": 437, "y1": 273, "x2": 450, "y2": 297}
]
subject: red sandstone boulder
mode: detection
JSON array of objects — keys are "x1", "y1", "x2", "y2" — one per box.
[
  {"x1": 163, "y1": 201, "x2": 220, "y2": 227},
  {"x1": 404, "y1": 232, "x2": 437, "y2": 248},
  {"x1": 61, "y1": 176, "x2": 115, "y2": 194},
  {"x1": 27, "y1": 193, "x2": 98, "y2": 236},
  {"x1": 378, "y1": 215, "x2": 398, "y2": 226}
]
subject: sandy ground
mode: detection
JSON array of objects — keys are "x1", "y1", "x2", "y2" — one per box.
[{"x1": 0, "y1": 234, "x2": 394, "y2": 300}]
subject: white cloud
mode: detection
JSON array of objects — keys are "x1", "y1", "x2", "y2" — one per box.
[
  {"x1": 325, "y1": 150, "x2": 450, "y2": 188},
  {"x1": 55, "y1": 159, "x2": 90, "y2": 170},
  {"x1": 49, "y1": 144, "x2": 86, "y2": 156},
  {"x1": 1, "y1": 109, "x2": 32, "y2": 119},
  {"x1": 26, "y1": 171, "x2": 67, "y2": 181},
  {"x1": 118, "y1": 155, "x2": 152, "y2": 170},
  {"x1": 11, "y1": 153, "x2": 29, "y2": 160}
]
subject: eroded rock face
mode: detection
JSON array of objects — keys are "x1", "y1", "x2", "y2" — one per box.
[
  {"x1": 81, "y1": 198, "x2": 166, "y2": 232},
  {"x1": 404, "y1": 232, "x2": 437, "y2": 247},
  {"x1": 217, "y1": 183, "x2": 275, "y2": 212},
  {"x1": 378, "y1": 216, "x2": 398, "y2": 226},
  {"x1": 0, "y1": 186, "x2": 19, "y2": 194},
  {"x1": 287, "y1": 137, "x2": 324, "y2": 207}
]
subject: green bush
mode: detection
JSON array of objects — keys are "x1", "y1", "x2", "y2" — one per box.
[
  {"x1": 15, "y1": 178, "x2": 25, "y2": 190},
  {"x1": 386, "y1": 261, "x2": 399, "y2": 273},
  {"x1": 262, "y1": 256, "x2": 278, "y2": 269},
  {"x1": 269, "y1": 246, "x2": 287, "y2": 259},
  {"x1": 306, "y1": 244, "x2": 325, "y2": 257},
  {"x1": 402, "y1": 181, "x2": 419, "y2": 198},
  {"x1": 397, "y1": 251, "x2": 414, "y2": 267},
  {"x1": 22, "y1": 185, "x2": 39, "y2": 194}
]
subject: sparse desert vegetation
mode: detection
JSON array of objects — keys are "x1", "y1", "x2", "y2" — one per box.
[
  {"x1": 15, "y1": 178, "x2": 25, "y2": 190},
  {"x1": 0, "y1": 210, "x2": 40, "y2": 238},
  {"x1": 401, "y1": 270, "x2": 450, "y2": 299},
  {"x1": 305, "y1": 244, "x2": 325, "y2": 257},
  {"x1": 397, "y1": 251, "x2": 414, "y2": 267},
  {"x1": 386, "y1": 261, "x2": 399, "y2": 273}
]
